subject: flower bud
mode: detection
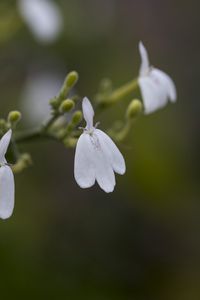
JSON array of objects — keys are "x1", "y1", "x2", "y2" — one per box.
[
  {"x1": 126, "y1": 99, "x2": 143, "y2": 120},
  {"x1": 63, "y1": 137, "x2": 78, "y2": 148},
  {"x1": 66, "y1": 71, "x2": 79, "y2": 88},
  {"x1": 21, "y1": 153, "x2": 32, "y2": 166},
  {"x1": 8, "y1": 111, "x2": 22, "y2": 124},
  {"x1": 0, "y1": 119, "x2": 6, "y2": 129},
  {"x1": 49, "y1": 97, "x2": 59, "y2": 109},
  {"x1": 11, "y1": 153, "x2": 32, "y2": 174},
  {"x1": 59, "y1": 99, "x2": 75, "y2": 113},
  {"x1": 72, "y1": 111, "x2": 82, "y2": 125}
]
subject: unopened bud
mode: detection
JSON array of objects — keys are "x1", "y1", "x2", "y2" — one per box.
[
  {"x1": 126, "y1": 99, "x2": 143, "y2": 120},
  {"x1": 11, "y1": 153, "x2": 32, "y2": 174},
  {"x1": 21, "y1": 153, "x2": 32, "y2": 166},
  {"x1": 63, "y1": 137, "x2": 78, "y2": 148},
  {"x1": 66, "y1": 71, "x2": 79, "y2": 88},
  {"x1": 8, "y1": 111, "x2": 21, "y2": 124},
  {"x1": 50, "y1": 97, "x2": 59, "y2": 109},
  {"x1": 59, "y1": 99, "x2": 75, "y2": 113},
  {"x1": 0, "y1": 119, "x2": 6, "y2": 129},
  {"x1": 72, "y1": 111, "x2": 82, "y2": 125}
]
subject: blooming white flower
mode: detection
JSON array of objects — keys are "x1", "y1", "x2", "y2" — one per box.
[
  {"x1": 74, "y1": 97, "x2": 126, "y2": 193},
  {"x1": 0, "y1": 130, "x2": 15, "y2": 220},
  {"x1": 18, "y1": 0, "x2": 63, "y2": 43},
  {"x1": 138, "y1": 42, "x2": 177, "y2": 114}
]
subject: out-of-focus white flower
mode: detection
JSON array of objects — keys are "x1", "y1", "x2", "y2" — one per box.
[
  {"x1": 74, "y1": 97, "x2": 126, "y2": 193},
  {"x1": 18, "y1": 0, "x2": 63, "y2": 43},
  {"x1": 0, "y1": 130, "x2": 15, "y2": 220},
  {"x1": 138, "y1": 42, "x2": 177, "y2": 114},
  {"x1": 20, "y1": 71, "x2": 62, "y2": 126}
]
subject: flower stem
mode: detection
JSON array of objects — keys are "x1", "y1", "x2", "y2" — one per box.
[
  {"x1": 15, "y1": 110, "x2": 62, "y2": 144},
  {"x1": 97, "y1": 78, "x2": 138, "y2": 106},
  {"x1": 15, "y1": 128, "x2": 55, "y2": 144},
  {"x1": 42, "y1": 113, "x2": 59, "y2": 132}
]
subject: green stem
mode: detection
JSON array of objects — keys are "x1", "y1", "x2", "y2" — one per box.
[
  {"x1": 15, "y1": 112, "x2": 62, "y2": 144},
  {"x1": 15, "y1": 128, "x2": 41, "y2": 143},
  {"x1": 108, "y1": 122, "x2": 131, "y2": 143},
  {"x1": 15, "y1": 128, "x2": 55, "y2": 144},
  {"x1": 97, "y1": 78, "x2": 138, "y2": 105},
  {"x1": 42, "y1": 113, "x2": 59, "y2": 132}
]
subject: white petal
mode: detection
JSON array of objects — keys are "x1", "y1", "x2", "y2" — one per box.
[
  {"x1": 0, "y1": 166, "x2": 15, "y2": 220},
  {"x1": 0, "y1": 129, "x2": 12, "y2": 164},
  {"x1": 18, "y1": 0, "x2": 63, "y2": 43},
  {"x1": 74, "y1": 133, "x2": 95, "y2": 189},
  {"x1": 91, "y1": 132, "x2": 115, "y2": 193},
  {"x1": 82, "y1": 97, "x2": 94, "y2": 130},
  {"x1": 139, "y1": 41, "x2": 150, "y2": 76},
  {"x1": 139, "y1": 70, "x2": 170, "y2": 114},
  {"x1": 95, "y1": 129, "x2": 126, "y2": 175},
  {"x1": 74, "y1": 131, "x2": 115, "y2": 193},
  {"x1": 151, "y1": 69, "x2": 177, "y2": 102}
]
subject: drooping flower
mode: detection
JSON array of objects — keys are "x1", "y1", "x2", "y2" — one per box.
[
  {"x1": 0, "y1": 130, "x2": 15, "y2": 220},
  {"x1": 18, "y1": 0, "x2": 63, "y2": 43},
  {"x1": 74, "y1": 98, "x2": 126, "y2": 193},
  {"x1": 138, "y1": 42, "x2": 177, "y2": 114}
]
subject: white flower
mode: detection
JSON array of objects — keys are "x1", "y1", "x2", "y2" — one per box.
[
  {"x1": 74, "y1": 97, "x2": 126, "y2": 193},
  {"x1": 20, "y1": 71, "x2": 62, "y2": 126},
  {"x1": 18, "y1": 0, "x2": 63, "y2": 43},
  {"x1": 0, "y1": 130, "x2": 15, "y2": 220},
  {"x1": 138, "y1": 41, "x2": 177, "y2": 114}
]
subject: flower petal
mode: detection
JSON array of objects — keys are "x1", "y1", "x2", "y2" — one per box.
[
  {"x1": 139, "y1": 41, "x2": 150, "y2": 76},
  {"x1": 151, "y1": 69, "x2": 177, "y2": 102},
  {"x1": 0, "y1": 166, "x2": 15, "y2": 220},
  {"x1": 139, "y1": 71, "x2": 169, "y2": 114},
  {"x1": 74, "y1": 133, "x2": 95, "y2": 189},
  {"x1": 0, "y1": 129, "x2": 12, "y2": 164},
  {"x1": 82, "y1": 97, "x2": 94, "y2": 130},
  {"x1": 91, "y1": 132, "x2": 115, "y2": 193},
  {"x1": 74, "y1": 131, "x2": 116, "y2": 193},
  {"x1": 95, "y1": 129, "x2": 126, "y2": 175}
]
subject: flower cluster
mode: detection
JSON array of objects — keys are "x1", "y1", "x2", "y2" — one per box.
[{"x1": 0, "y1": 42, "x2": 177, "y2": 220}]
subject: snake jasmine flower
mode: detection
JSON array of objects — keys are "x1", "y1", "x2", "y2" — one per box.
[
  {"x1": 138, "y1": 41, "x2": 177, "y2": 114},
  {"x1": 0, "y1": 130, "x2": 15, "y2": 220},
  {"x1": 74, "y1": 97, "x2": 126, "y2": 193}
]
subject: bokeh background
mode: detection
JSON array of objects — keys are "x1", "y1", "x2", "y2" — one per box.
[{"x1": 0, "y1": 0, "x2": 199, "y2": 299}]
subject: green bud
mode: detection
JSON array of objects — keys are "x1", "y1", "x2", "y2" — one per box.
[
  {"x1": 66, "y1": 71, "x2": 79, "y2": 88},
  {"x1": 59, "y1": 99, "x2": 75, "y2": 113},
  {"x1": 72, "y1": 111, "x2": 82, "y2": 125},
  {"x1": 63, "y1": 137, "x2": 78, "y2": 148},
  {"x1": 126, "y1": 99, "x2": 143, "y2": 120},
  {"x1": 49, "y1": 97, "x2": 59, "y2": 109},
  {"x1": 11, "y1": 153, "x2": 32, "y2": 174},
  {"x1": 21, "y1": 153, "x2": 32, "y2": 166},
  {"x1": 8, "y1": 111, "x2": 21, "y2": 124},
  {"x1": 0, "y1": 119, "x2": 6, "y2": 129}
]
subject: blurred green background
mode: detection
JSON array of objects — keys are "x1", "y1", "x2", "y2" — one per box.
[{"x1": 0, "y1": 0, "x2": 199, "y2": 299}]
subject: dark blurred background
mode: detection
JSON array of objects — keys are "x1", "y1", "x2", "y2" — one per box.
[{"x1": 0, "y1": 0, "x2": 199, "y2": 299}]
